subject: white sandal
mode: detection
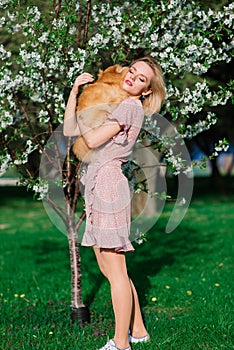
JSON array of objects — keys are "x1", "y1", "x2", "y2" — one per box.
[
  {"x1": 128, "y1": 332, "x2": 150, "y2": 343},
  {"x1": 98, "y1": 339, "x2": 131, "y2": 350}
]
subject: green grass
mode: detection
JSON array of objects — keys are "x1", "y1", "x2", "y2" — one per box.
[{"x1": 0, "y1": 179, "x2": 233, "y2": 350}]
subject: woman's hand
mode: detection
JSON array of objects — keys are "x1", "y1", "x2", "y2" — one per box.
[
  {"x1": 64, "y1": 73, "x2": 94, "y2": 136},
  {"x1": 71, "y1": 73, "x2": 94, "y2": 96}
]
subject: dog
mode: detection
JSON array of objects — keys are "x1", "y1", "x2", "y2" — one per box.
[{"x1": 72, "y1": 64, "x2": 129, "y2": 162}]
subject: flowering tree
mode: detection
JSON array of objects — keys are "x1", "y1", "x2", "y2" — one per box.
[{"x1": 0, "y1": 0, "x2": 233, "y2": 323}]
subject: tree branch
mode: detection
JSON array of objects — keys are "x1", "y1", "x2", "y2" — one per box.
[
  {"x1": 77, "y1": 4, "x2": 83, "y2": 47},
  {"x1": 55, "y1": 0, "x2": 62, "y2": 20},
  {"x1": 75, "y1": 211, "x2": 86, "y2": 232},
  {"x1": 47, "y1": 196, "x2": 67, "y2": 226},
  {"x1": 83, "y1": 0, "x2": 92, "y2": 44}
]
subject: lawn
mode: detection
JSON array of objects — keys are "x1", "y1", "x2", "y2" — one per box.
[{"x1": 0, "y1": 178, "x2": 233, "y2": 350}]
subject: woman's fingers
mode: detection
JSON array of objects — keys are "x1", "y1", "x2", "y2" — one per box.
[
  {"x1": 75, "y1": 73, "x2": 94, "y2": 86},
  {"x1": 71, "y1": 73, "x2": 94, "y2": 94}
]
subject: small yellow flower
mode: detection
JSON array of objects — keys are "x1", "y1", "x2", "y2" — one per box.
[
  {"x1": 186, "y1": 290, "x2": 193, "y2": 296},
  {"x1": 0, "y1": 293, "x2": 3, "y2": 297},
  {"x1": 20, "y1": 294, "x2": 25, "y2": 298},
  {"x1": 214, "y1": 283, "x2": 220, "y2": 287},
  {"x1": 165, "y1": 285, "x2": 171, "y2": 289},
  {"x1": 4, "y1": 299, "x2": 8, "y2": 303},
  {"x1": 151, "y1": 297, "x2": 157, "y2": 302},
  {"x1": 175, "y1": 277, "x2": 179, "y2": 281},
  {"x1": 14, "y1": 294, "x2": 18, "y2": 298},
  {"x1": 49, "y1": 331, "x2": 53, "y2": 335},
  {"x1": 218, "y1": 263, "x2": 224, "y2": 267}
]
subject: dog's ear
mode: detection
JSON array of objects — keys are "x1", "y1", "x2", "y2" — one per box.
[
  {"x1": 115, "y1": 65, "x2": 129, "y2": 74},
  {"x1": 103, "y1": 65, "x2": 116, "y2": 74},
  {"x1": 98, "y1": 69, "x2": 104, "y2": 78},
  {"x1": 115, "y1": 65, "x2": 123, "y2": 73}
]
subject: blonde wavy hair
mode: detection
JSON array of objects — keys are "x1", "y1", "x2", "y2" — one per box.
[{"x1": 130, "y1": 56, "x2": 166, "y2": 116}]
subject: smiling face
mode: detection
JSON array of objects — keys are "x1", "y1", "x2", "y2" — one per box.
[{"x1": 122, "y1": 61, "x2": 154, "y2": 99}]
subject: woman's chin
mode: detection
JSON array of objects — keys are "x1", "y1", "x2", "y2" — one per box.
[{"x1": 122, "y1": 82, "x2": 129, "y2": 92}]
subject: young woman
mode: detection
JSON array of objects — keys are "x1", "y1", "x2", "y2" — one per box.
[{"x1": 64, "y1": 57, "x2": 166, "y2": 350}]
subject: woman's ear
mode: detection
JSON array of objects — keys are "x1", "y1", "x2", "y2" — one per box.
[{"x1": 142, "y1": 88, "x2": 152, "y2": 97}]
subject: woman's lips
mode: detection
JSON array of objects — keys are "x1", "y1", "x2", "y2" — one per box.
[{"x1": 125, "y1": 79, "x2": 133, "y2": 86}]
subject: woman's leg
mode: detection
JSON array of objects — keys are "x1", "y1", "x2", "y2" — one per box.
[
  {"x1": 129, "y1": 279, "x2": 149, "y2": 338},
  {"x1": 93, "y1": 246, "x2": 107, "y2": 277},
  {"x1": 93, "y1": 247, "x2": 131, "y2": 349},
  {"x1": 93, "y1": 247, "x2": 149, "y2": 345}
]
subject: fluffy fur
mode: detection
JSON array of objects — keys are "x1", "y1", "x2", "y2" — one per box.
[{"x1": 73, "y1": 65, "x2": 129, "y2": 162}]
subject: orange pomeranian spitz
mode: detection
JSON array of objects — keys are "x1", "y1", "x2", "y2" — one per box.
[{"x1": 73, "y1": 64, "x2": 129, "y2": 162}]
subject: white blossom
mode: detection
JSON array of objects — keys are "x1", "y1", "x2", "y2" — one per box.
[
  {"x1": 69, "y1": 26, "x2": 76, "y2": 35},
  {"x1": 0, "y1": 44, "x2": 11, "y2": 60},
  {"x1": 0, "y1": 0, "x2": 11, "y2": 8},
  {"x1": 26, "y1": 6, "x2": 41, "y2": 22},
  {"x1": 32, "y1": 178, "x2": 49, "y2": 200},
  {"x1": 214, "y1": 140, "x2": 229, "y2": 153},
  {"x1": 0, "y1": 153, "x2": 12, "y2": 176},
  {"x1": 38, "y1": 110, "x2": 49, "y2": 123},
  {"x1": 0, "y1": 111, "x2": 14, "y2": 129},
  {"x1": 38, "y1": 32, "x2": 49, "y2": 43},
  {"x1": 134, "y1": 228, "x2": 146, "y2": 245},
  {"x1": 52, "y1": 18, "x2": 67, "y2": 29}
]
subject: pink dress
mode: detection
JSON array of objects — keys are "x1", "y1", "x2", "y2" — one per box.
[{"x1": 81, "y1": 98, "x2": 144, "y2": 252}]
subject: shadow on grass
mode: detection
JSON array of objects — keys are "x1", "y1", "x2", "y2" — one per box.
[
  {"x1": 125, "y1": 217, "x2": 215, "y2": 309},
  {"x1": 81, "y1": 220, "x2": 212, "y2": 311},
  {"x1": 82, "y1": 177, "x2": 232, "y2": 308},
  {"x1": 0, "y1": 185, "x2": 34, "y2": 203},
  {"x1": 22, "y1": 239, "x2": 69, "y2": 264}
]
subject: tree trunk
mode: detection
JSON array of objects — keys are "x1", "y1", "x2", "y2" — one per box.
[
  {"x1": 66, "y1": 204, "x2": 90, "y2": 325},
  {"x1": 39, "y1": 128, "x2": 90, "y2": 325}
]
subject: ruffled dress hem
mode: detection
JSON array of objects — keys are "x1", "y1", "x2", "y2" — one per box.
[{"x1": 81, "y1": 225, "x2": 135, "y2": 253}]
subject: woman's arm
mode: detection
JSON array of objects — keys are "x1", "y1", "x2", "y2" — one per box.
[
  {"x1": 78, "y1": 118, "x2": 122, "y2": 149},
  {"x1": 78, "y1": 98, "x2": 139, "y2": 149},
  {"x1": 63, "y1": 73, "x2": 94, "y2": 136}
]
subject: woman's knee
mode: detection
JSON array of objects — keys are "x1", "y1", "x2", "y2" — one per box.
[{"x1": 100, "y1": 249, "x2": 129, "y2": 283}]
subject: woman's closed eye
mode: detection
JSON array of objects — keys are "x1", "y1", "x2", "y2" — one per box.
[{"x1": 129, "y1": 67, "x2": 147, "y2": 83}]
